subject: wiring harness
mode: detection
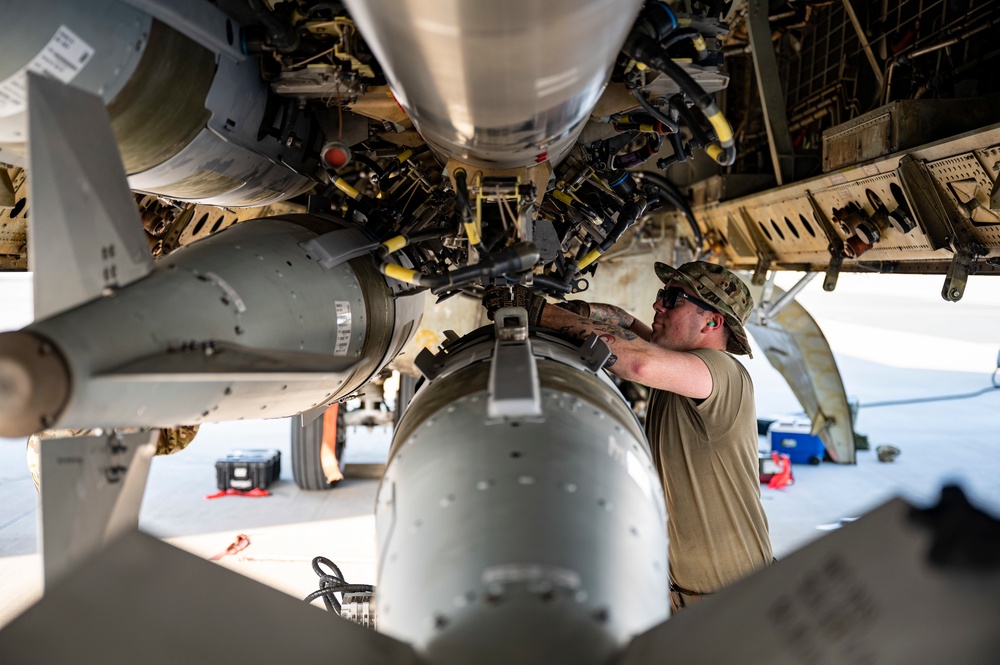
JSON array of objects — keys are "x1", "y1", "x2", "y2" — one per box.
[{"x1": 303, "y1": 556, "x2": 376, "y2": 627}]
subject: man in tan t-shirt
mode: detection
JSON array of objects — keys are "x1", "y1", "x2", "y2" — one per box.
[{"x1": 483, "y1": 261, "x2": 772, "y2": 613}]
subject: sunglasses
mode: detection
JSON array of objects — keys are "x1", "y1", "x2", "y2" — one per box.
[{"x1": 657, "y1": 286, "x2": 718, "y2": 313}]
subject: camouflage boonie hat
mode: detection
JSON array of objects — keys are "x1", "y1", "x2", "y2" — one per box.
[{"x1": 654, "y1": 261, "x2": 754, "y2": 357}]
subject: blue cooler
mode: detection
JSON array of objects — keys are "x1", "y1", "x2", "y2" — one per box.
[{"x1": 768, "y1": 419, "x2": 826, "y2": 465}]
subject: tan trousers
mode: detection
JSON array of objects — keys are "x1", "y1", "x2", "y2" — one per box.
[{"x1": 669, "y1": 586, "x2": 708, "y2": 613}]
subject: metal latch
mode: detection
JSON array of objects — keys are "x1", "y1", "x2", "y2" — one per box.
[{"x1": 487, "y1": 307, "x2": 542, "y2": 421}]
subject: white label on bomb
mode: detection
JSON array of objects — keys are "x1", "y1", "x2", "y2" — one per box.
[
  {"x1": 335, "y1": 301, "x2": 352, "y2": 355},
  {"x1": 0, "y1": 26, "x2": 95, "y2": 118}
]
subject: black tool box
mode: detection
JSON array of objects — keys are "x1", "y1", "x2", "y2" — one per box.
[{"x1": 215, "y1": 449, "x2": 282, "y2": 491}]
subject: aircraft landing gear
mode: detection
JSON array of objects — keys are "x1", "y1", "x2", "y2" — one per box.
[{"x1": 291, "y1": 405, "x2": 346, "y2": 490}]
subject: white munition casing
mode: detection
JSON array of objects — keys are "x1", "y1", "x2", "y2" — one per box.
[
  {"x1": 375, "y1": 327, "x2": 668, "y2": 665},
  {"x1": 0, "y1": 0, "x2": 314, "y2": 206},
  {"x1": 343, "y1": 0, "x2": 644, "y2": 169},
  {"x1": 9, "y1": 216, "x2": 421, "y2": 433}
]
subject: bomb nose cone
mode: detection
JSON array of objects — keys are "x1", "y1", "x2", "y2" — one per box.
[{"x1": 0, "y1": 332, "x2": 71, "y2": 437}]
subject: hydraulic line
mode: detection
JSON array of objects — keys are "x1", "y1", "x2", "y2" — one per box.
[
  {"x1": 380, "y1": 241, "x2": 539, "y2": 290},
  {"x1": 668, "y1": 94, "x2": 711, "y2": 149},
  {"x1": 624, "y1": 36, "x2": 736, "y2": 166},
  {"x1": 633, "y1": 170, "x2": 703, "y2": 252},
  {"x1": 532, "y1": 272, "x2": 575, "y2": 294},
  {"x1": 577, "y1": 171, "x2": 647, "y2": 271},
  {"x1": 245, "y1": 0, "x2": 299, "y2": 53},
  {"x1": 628, "y1": 87, "x2": 680, "y2": 134},
  {"x1": 657, "y1": 131, "x2": 690, "y2": 169},
  {"x1": 452, "y1": 169, "x2": 485, "y2": 253},
  {"x1": 351, "y1": 153, "x2": 385, "y2": 181},
  {"x1": 615, "y1": 134, "x2": 664, "y2": 169},
  {"x1": 377, "y1": 146, "x2": 428, "y2": 190},
  {"x1": 332, "y1": 177, "x2": 362, "y2": 201},
  {"x1": 659, "y1": 27, "x2": 708, "y2": 61}
]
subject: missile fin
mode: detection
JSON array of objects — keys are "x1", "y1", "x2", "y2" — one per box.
[
  {"x1": 27, "y1": 72, "x2": 154, "y2": 320},
  {"x1": 39, "y1": 430, "x2": 158, "y2": 589},
  {"x1": 94, "y1": 341, "x2": 354, "y2": 382}
]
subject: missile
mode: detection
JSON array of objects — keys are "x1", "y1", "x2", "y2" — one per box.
[
  {"x1": 0, "y1": 73, "x2": 421, "y2": 438},
  {"x1": 0, "y1": 216, "x2": 422, "y2": 438},
  {"x1": 374, "y1": 310, "x2": 668, "y2": 665}
]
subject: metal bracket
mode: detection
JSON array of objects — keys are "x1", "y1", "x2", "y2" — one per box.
[
  {"x1": 487, "y1": 307, "x2": 542, "y2": 421},
  {"x1": 755, "y1": 271, "x2": 818, "y2": 327},
  {"x1": 764, "y1": 271, "x2": 819, "y2": 322},
  {"x1": 414, "y1": 347, "x2": 444, "y2": 383},
  {"x1": 578, "y1": 333, "x2": 613, "y2": 373},
  {"x1": 40, "y1": 429, "x2": 159, "y2": 589},
  {"x1": 823, "y1": 249, "x2": 844, "y2": 292},
  {"x1": 897, "y1": 154, "x2": 956, "y2": 251},
  {"x1": 897, "y1": 154, "x2": 987, "y2": 301},
  {"x1": 751, "y1": 254, "x2": 770, "y2": 287},
  {"x1": 804, "y1": 190, "x2": 846, "y2": 292},
  {"x1": 738, "y1": 207, "x2": 774, "y2": 286},
  {"x1": 942, "y1": 247, "x2": 978, "y2": 302},
  {"x1": 299, "y1": 227, "x2": 380, "y2": 270}
]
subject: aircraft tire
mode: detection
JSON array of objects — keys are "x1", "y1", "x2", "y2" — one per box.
[{"x1": 291, "y1": 404, "x2": 346, "y2": 490}]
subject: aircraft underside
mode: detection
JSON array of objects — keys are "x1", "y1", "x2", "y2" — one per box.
[{"x1": 0, "y1": 0, "x2": 998, "y2": 662}]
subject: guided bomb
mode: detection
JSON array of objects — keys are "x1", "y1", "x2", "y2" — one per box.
[
  {"x1": 0, "y1": 216, "x2": 422, "y2": 437},
  {"x1": 374, "y1": 312, "x2": 669, "y2": 665}
]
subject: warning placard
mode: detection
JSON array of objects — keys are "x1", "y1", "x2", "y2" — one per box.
[
  {"x1": 0, "y1": 26, "x2": 95, "y2": 118},
  {"x1": 334, "y1": 301, "x2": 352, "y2": 356}
]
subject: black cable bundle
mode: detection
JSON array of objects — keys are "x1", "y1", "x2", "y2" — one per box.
[{"x1": 302, "y1": 556, "x2": 375, "y2": 614}]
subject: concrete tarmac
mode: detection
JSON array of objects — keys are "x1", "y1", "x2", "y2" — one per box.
[{"x1": 1, "y1": 272, "x2": 998, "y2": 629}]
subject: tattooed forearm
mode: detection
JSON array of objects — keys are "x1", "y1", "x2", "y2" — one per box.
[
  {"x1": 589, "y1": 321, "x2": 639, "y2": 341},
  {"x1": 588, "y1": 303, "x2": 635, "y2": 329},
  {"x1": 604, "y1": 353, "x2": 618, "y2": 368}
]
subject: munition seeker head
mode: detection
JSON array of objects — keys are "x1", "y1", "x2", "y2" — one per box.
[{"x1": 0, "y1": 331, "x2": 71, "y2": 438}]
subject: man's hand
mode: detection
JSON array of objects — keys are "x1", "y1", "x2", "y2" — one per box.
[{"x1": 481, "y1": 284, "x2": 546, "y2": 325}]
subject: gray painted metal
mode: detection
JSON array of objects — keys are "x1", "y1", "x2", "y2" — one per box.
[
  {"x1": 747, "y1": 0, "x2": 796, "y2": 185},
  {"x1": 0, "y1": 530, "x2": 422, "y2": 664},
  {"x1": 487, "y1": 307, "x2": 542, "y2": 421},
  {"x1": 617, "y1": 497, "x2": 1000, "y2": 664},
  {"x1": 0, "y1": 0, "x2": 151, "y2": 145},
  {"x1": 301, "y1": 227, "x2": 381, "y2": 271},
  {"x1": 12, "y1": 217, "x2": 421, "y2": 432},
  {"x1": 39, "y1": 430, "x2": 158, "y2": 589},
  {"x1": 4, "y1": 0, "x2": 315, "y2": 206},
  {"x1": 27, "y1": 73, "x2": 154, "y2": 320},
  {"x1": 342, "y1": 0, "x2": 643, "y2": 168},
  {"x1": 120, "y1": 0, "x2": 246, "y2": 62},
  {"x1": 377, "y1": 330, "x2": 667, "y2": 664},
  {"x1": 126, "y1": 53, "x2": 315, "y2": 206},
  {"x1": 760, "y1": 271, "x2": 818, "y2": 323}
]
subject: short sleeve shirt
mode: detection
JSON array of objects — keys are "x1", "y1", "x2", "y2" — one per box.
[{"x1": 644, "y1": 348, "x2": 772, "y2": 593}]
